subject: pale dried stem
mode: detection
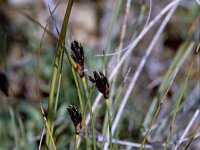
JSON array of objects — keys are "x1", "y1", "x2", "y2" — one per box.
[{"x1": 174, "y1": 109, "x2": 200, "y2": 150}]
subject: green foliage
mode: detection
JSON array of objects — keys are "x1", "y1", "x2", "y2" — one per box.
[{"x1": 0, "y1": 0, "x2": 199, "y2": 149}]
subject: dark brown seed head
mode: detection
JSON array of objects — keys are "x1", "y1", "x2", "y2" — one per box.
[
  {"x1": 71, "y1": 40, "x2": 84, "y2": 78},
  {"x1": 0, "y1": 71, "x2": 9, "y2": 96},
  {"x1": 67, "y1": 104, "x2": 82, "y2": 135},
  {"x1": 89, "y1": 71, "x2": 109, "y2": 99}
]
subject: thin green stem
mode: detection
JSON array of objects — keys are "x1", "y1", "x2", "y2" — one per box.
[
  {"x1": 82, "y1": 78, "x2": 96, "y2": 150},
  {"x1": 88, "y1": 97, "x2": 96, "y2": 150},
  {"x1": 54, "y1": 49, "x2": 64, "y2": 113},
  {"x1": 82, "y1": 77, "x2": 89, "y2": 97},
  {"x1": 54, "y1": 74, "x2": 62, "y2": 114},
  {"x1": 102, "y1": 109, "x2": 108, "y2": 135},
  {"x1": 105, "y1": 99, "x2": 112, "y2": 150},
  {"x1": 52, "y1": 49, "x2": 65, "y2": 137},
  {"x1": 139, "y1": 105, "x2": 160, "y2": 150},
  {"x1": 164, "y1": 60, "x2": 194, "y2": 150},
  {"x1": 74, "y1": 134, "x2": 79, "y2": 150},
  {"x1": 82, "y1": 87, "x2": 94, "y2": 117},
  {"x1": 72, "y1": 69, "x2": 84, "y2": 114}
]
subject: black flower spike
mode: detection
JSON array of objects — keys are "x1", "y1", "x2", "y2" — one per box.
[
  {"x1": 89, "y1": 71, "x2": 109, "y2": 99},
  {"x1": 0, "y1": 71, "x2": 9, "y2": 96},
  {"x1": 70, "y1": 40, "x2": 84, "y2": 78},
  {"x1": 67, "y1": 104, "x2": 82, "y2": 135}
]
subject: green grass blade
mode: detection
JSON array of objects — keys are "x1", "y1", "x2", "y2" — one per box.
[{"x1": 46, "y1": 0, "x2": 74, "y2": 148}]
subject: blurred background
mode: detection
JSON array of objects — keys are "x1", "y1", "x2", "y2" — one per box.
[{"x1": 0, "y1": 0, "x2": 199, "y2": 149}]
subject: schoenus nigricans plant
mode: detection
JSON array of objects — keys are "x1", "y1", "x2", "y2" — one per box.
[
  {"x1": 89, "y1": 71, "x2": 109, "y2": 99},
  {"x1": 0, "y1": 71, "x2": 9, "y2": 96},
  {"x1": 70, "y1": 40, "x2": 85, "y2": 78},
  {"x1": 67, "y1": 104, "x2": 82, "y2": 135}
]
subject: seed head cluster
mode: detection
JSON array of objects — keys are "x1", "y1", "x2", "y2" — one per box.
[
  {"x1": 70, "y1": 40, "x2": 85, "y2": 78},
  {"x1": 67, "y1": 104, "x2": 82, "y2": 135},
  {"x1": 0, "y1": 71, "x2": 9, "y2": 96},
  {"x1": 89, "y1": 71, "x2": 109, "y2": 99}
]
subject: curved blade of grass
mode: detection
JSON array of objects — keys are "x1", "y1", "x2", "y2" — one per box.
[{"x1": 46, "y1": 0, "x2": 74, "y2": 147}]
